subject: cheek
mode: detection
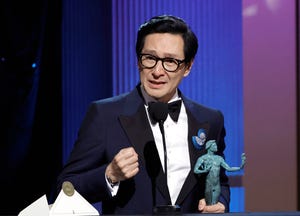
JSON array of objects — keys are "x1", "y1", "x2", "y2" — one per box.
[
  {"x1": 139, "y1": 70, "x2": 148, "y2": 84},
  {"x1": 171, "y1": 73, "x2": 185, "y2": 85}
]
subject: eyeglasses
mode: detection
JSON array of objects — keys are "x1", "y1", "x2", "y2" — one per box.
[{"x1": 139, "y1": 54, "x2": 186, "y2": 72}]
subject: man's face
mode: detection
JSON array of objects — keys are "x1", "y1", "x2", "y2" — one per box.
[{"x1": 139, "y1": 33, "x2": 193, "y2": 102}]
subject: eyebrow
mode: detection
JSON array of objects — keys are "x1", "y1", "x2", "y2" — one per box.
[{"x1": 141, "y1": 50, "x2": 183, "y2": 59}]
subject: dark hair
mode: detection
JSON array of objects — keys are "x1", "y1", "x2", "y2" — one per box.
[{"x1": 136, "y1": 15, "x2": 198, "y2": 63}]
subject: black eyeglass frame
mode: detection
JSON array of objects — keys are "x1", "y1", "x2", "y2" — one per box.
[{"x1": 139, "y1": 53, "x2": 186, "y2": 73}]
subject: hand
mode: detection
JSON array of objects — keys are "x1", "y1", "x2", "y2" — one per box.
[
  {"x1": 241, "y1": 153, "x2": 246, "y2": 168},
  {"x1": 105, "y1": 147, "x2": 139, "y2": 183},
  {"x1": 198, "y1": 198, "x2": 225, "y2": 213}
]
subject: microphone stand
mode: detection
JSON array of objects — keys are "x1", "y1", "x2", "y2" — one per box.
[
  {"x1": 158, "y1": 120, "x2": 168, "y2": 186},
  {"x1": 148, "y1": 102, "x2": 181, "y2": 215}
]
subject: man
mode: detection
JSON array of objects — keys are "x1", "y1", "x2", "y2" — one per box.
[{"x1": 56, "y1": 15, "x2": 230, "y2": 214}]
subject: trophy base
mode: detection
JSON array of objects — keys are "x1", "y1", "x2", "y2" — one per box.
[{"x1": 153, "y1": 205, "x2": 181, "y2": 215}]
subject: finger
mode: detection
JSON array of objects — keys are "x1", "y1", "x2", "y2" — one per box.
[
  {"x1": 202, "y1": 202, "x2": 225, "y2": 213},
  {"x1": 117, "y1": 147, "x2": 138, "y2": 163},
  {"x1": 125, "y1": 164, "x2": 139, "y2": 178},
  {"x1": 114, "y1": 148, "x2": 138, "y2": 167},
  {"x1": 117, "y1": 147, "x2": 136, "y2": 159},
  {"x1": 121, "y1": 160, "x2": 139, "y2": 176},
  {"x1": 198, "y1": 199, "x2": 206, "y2": 211}
]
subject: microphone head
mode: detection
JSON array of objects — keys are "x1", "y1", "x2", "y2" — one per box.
[{"x1": 148, "y1": 101, "x2": 168, "y2": 123}]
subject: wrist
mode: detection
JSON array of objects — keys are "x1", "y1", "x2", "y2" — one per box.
[
  {"x1": 105, "y1": 165, "x2": 118, "y2": 187},
  {"x1": 106, "y1": 175, "x2": 118, "y2": 187}
]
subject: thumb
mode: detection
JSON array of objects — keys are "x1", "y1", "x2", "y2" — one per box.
[{"x1": 198, "y1": 198, "x2": 206, "y2": 211}]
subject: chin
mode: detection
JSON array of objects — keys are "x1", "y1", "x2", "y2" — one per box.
[
  {"x1": 149, "y1": 92, "x2": 163, "y2": 100},
  {"x1": 144, "y1": 86, "x2": 170, "y2": 101}
]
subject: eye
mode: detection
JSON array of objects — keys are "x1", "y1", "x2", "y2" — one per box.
[
  {"x1": 142, "y1": 55, "x2": 156, "y2": 64},
  {"x1": 144, "y1": 55, "x2": 156, "y2": 61},
  {"x1": 164, "y1": 58, "x2": 177, "y2": 65}
]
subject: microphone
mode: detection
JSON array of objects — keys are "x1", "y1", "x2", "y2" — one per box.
[
  {"x1": 148, "y1": 102, "x2": 168, "y2": 123},
  {"x1": 148, "y1": 102, "x2": 181, "y2": 214}
]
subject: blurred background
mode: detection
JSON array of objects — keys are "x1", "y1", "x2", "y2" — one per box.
[{"x1": 0, "y1": 0, "x2": 298, "y2": 214}]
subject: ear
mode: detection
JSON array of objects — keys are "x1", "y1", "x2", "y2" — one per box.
[{"x1": 183, "y1": 59, "x2": 194, "y2": 77}]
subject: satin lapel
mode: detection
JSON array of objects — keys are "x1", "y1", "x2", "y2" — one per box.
[
  {"x1": 175, "y1": 103, "x2": 210, "y2": 205},
  {"x1": 118, "y1": 104, "x2": 152, "y2": 163},
  {"x1": 119, "y1": 103, "x2": 171, "y2": 204}
]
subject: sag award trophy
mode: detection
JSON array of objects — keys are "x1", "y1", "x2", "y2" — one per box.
[{"x1": 192, "y1": 129, "x2": 246, "y2": 205}]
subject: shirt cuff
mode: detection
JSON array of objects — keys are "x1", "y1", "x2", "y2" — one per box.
[{"x1": 105, "y1": 175, "x2": 120, "y2": 196}]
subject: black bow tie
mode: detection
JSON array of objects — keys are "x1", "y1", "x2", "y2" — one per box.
[
  {"x1": 148, "y1": 100, "x2": 182, "y2": 123},
  {"x1": 167, "y1": 100, "x2": 182, "y2": 122}
]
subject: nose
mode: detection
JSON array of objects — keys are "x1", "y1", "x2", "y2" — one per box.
[{"x1": 152, "y1": 60, "x2": 165, "y2": 75}]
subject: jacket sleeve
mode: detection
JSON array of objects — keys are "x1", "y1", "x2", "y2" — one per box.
[{"x1": 56, "y1": 102, "x2": 112, "y2": 203}]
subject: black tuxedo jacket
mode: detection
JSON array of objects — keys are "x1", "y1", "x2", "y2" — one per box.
[{"x1": 56, "y1": 85, "x2": 230, "y2": 214}]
